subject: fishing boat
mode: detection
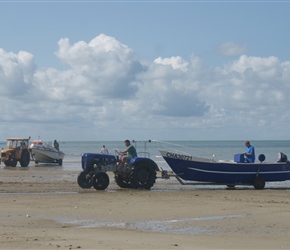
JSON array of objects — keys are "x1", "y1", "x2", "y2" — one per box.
[
  {"x1": 29, "y1": 140, "x2": 64, "y2": 165},
  {"x1": 159, "y1": 148, "x2": 290, "y2": 189}
]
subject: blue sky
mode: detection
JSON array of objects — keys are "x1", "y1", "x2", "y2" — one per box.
[
  {"x1": 2, "y1": 2, "x2": 290, "y2": 66},
  {"x1": 1, "y1": 1, "x2": 290, "y2": 141}
]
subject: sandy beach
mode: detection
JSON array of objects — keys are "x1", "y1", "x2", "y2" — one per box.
[{"x1": 0, "y1": 166, "x2": 290, "y2": 249}]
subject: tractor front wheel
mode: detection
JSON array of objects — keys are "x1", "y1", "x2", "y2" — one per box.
[
  {"x1": 92, "y1": 172, "x2": 110, "y2": 190},
  {"x1": 77, "y1": 171, "x2": 93, "y2": 189},
  {"x1": 4, "y1": 158, "x2": 17, "y2": 167}
]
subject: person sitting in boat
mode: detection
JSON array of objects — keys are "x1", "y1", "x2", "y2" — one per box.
[
  {"x1": 116, "y1": 139, "x2": 137, "y2": 170},
  {"x1": 53, "y1": 140, "x2": 59, "y2": 151},
  {"x1": 243, "y1": 140, "x2": 255, "y2": 163}
]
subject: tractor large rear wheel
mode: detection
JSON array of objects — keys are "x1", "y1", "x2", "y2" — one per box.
[
  {"x1": 130, "y1": 162, "x2": 157, "y2": 190},
  {"x1": 115, "y1": 175, "x2": 132, "y2": 188},
  {"x1": 20, "y1": 150, "x2": 30, "y2": 167}
]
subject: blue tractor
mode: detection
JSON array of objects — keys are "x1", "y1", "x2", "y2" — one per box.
[{"x1": 77, "y1": 140, "x2": 160, "y2": 190}]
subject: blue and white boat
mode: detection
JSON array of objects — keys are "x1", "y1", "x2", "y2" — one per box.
[
  {"x1": 159, "y1": 149, "x2": 290, "y2": 189},
  {"x1": 29, "y1": 140, "x2": 64, "y2": 165}
]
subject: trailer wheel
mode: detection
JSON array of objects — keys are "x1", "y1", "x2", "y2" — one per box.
[
  {"x1": 130, "y1": 162, "x2": 156, "y2": 190},
  {"x1": 20, "y1": 150, "x2": 30, "y2": 167},
  {"x1": 58, "y1": 159, "x2": 63, "y2": 166},
  {"x1": 92, "y1": 172, "x2": 110, "y2": 190},
  {"x1": 253, "y1": 177, "x2": 265, "y2": 190},
  {"x1": 115, "y1": 175, "x2": 132, "y2": 188},
  {"x1": 77, "y1": 171, "x2": 93, "y2": 189}
]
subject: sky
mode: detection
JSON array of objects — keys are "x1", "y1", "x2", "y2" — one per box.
[{"x1": 0, "y1": 0, "x2": 290, "y2": 141}]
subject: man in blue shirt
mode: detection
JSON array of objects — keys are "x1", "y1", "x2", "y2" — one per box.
[{"x1": 244, "y1": 140, "x2": 255, "y2": 163}]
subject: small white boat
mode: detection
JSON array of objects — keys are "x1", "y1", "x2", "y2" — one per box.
[{"x1": 29, "y1": 140, "x2": 64, "y2": 165}]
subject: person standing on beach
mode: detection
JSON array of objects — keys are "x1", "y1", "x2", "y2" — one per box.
[
  {"x1": 101, "y1": 145, "x2": 109, "y2": 154},
  {"x1": 117, "y1": 140, "x2": 137, "y2": 169},
  {"x1": 243, "y1": 140, "x2": 255, "y2": 163}
]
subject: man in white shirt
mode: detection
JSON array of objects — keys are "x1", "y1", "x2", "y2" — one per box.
[{"x1": 101, "y1": 145, "x2": 109, "y2": 154}]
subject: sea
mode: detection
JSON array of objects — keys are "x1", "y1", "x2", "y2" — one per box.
[{"x1": 1, "y1": 140, "x2": 289, "y2": 171}]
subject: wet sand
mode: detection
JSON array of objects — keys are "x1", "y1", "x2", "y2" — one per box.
[{"x1": 0, "y1": 166, "x2": 290, "y2": 249}]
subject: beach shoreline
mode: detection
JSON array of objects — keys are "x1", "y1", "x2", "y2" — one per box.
[{"x1": 1, "y1": 167, "x2": 290, "y2": 249}]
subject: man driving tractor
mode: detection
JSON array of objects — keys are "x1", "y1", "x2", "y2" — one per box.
[{"x1": 117, "y1": 139, "x2": 137, "y2": 170}]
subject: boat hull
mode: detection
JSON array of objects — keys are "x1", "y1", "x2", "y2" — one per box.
[
  {"x1": 160, "y1": 150, "x2": 290, "y2": 184},
  {"x1": 30, "y1": 144, "x2": 64, "y2": 164}
]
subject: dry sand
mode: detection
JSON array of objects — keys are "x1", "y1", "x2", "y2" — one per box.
[{"x1": 0, "y1": 165, "x2": 290, "y2": 249}]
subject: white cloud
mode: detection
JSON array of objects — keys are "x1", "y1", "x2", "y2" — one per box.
[
  {"x1": 216, "y1": 42, "x2": 247, "y2": 57},
  {"x1": 154, "y1": 56, "x2": 189, "y2": 72},
  {"x1": 55, "y1": 34, "x2": 142, "y2": 99},
  {"x1": 1, "y1": 34, "x2": 290, "y2": 140},
  {"x1": 0, "y1": 49, "x2": 35, "y2": 96}
]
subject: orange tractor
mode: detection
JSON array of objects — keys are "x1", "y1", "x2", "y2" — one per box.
[{"x1": 0, "y1": 138, "x2": 31, "y2": 167}]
